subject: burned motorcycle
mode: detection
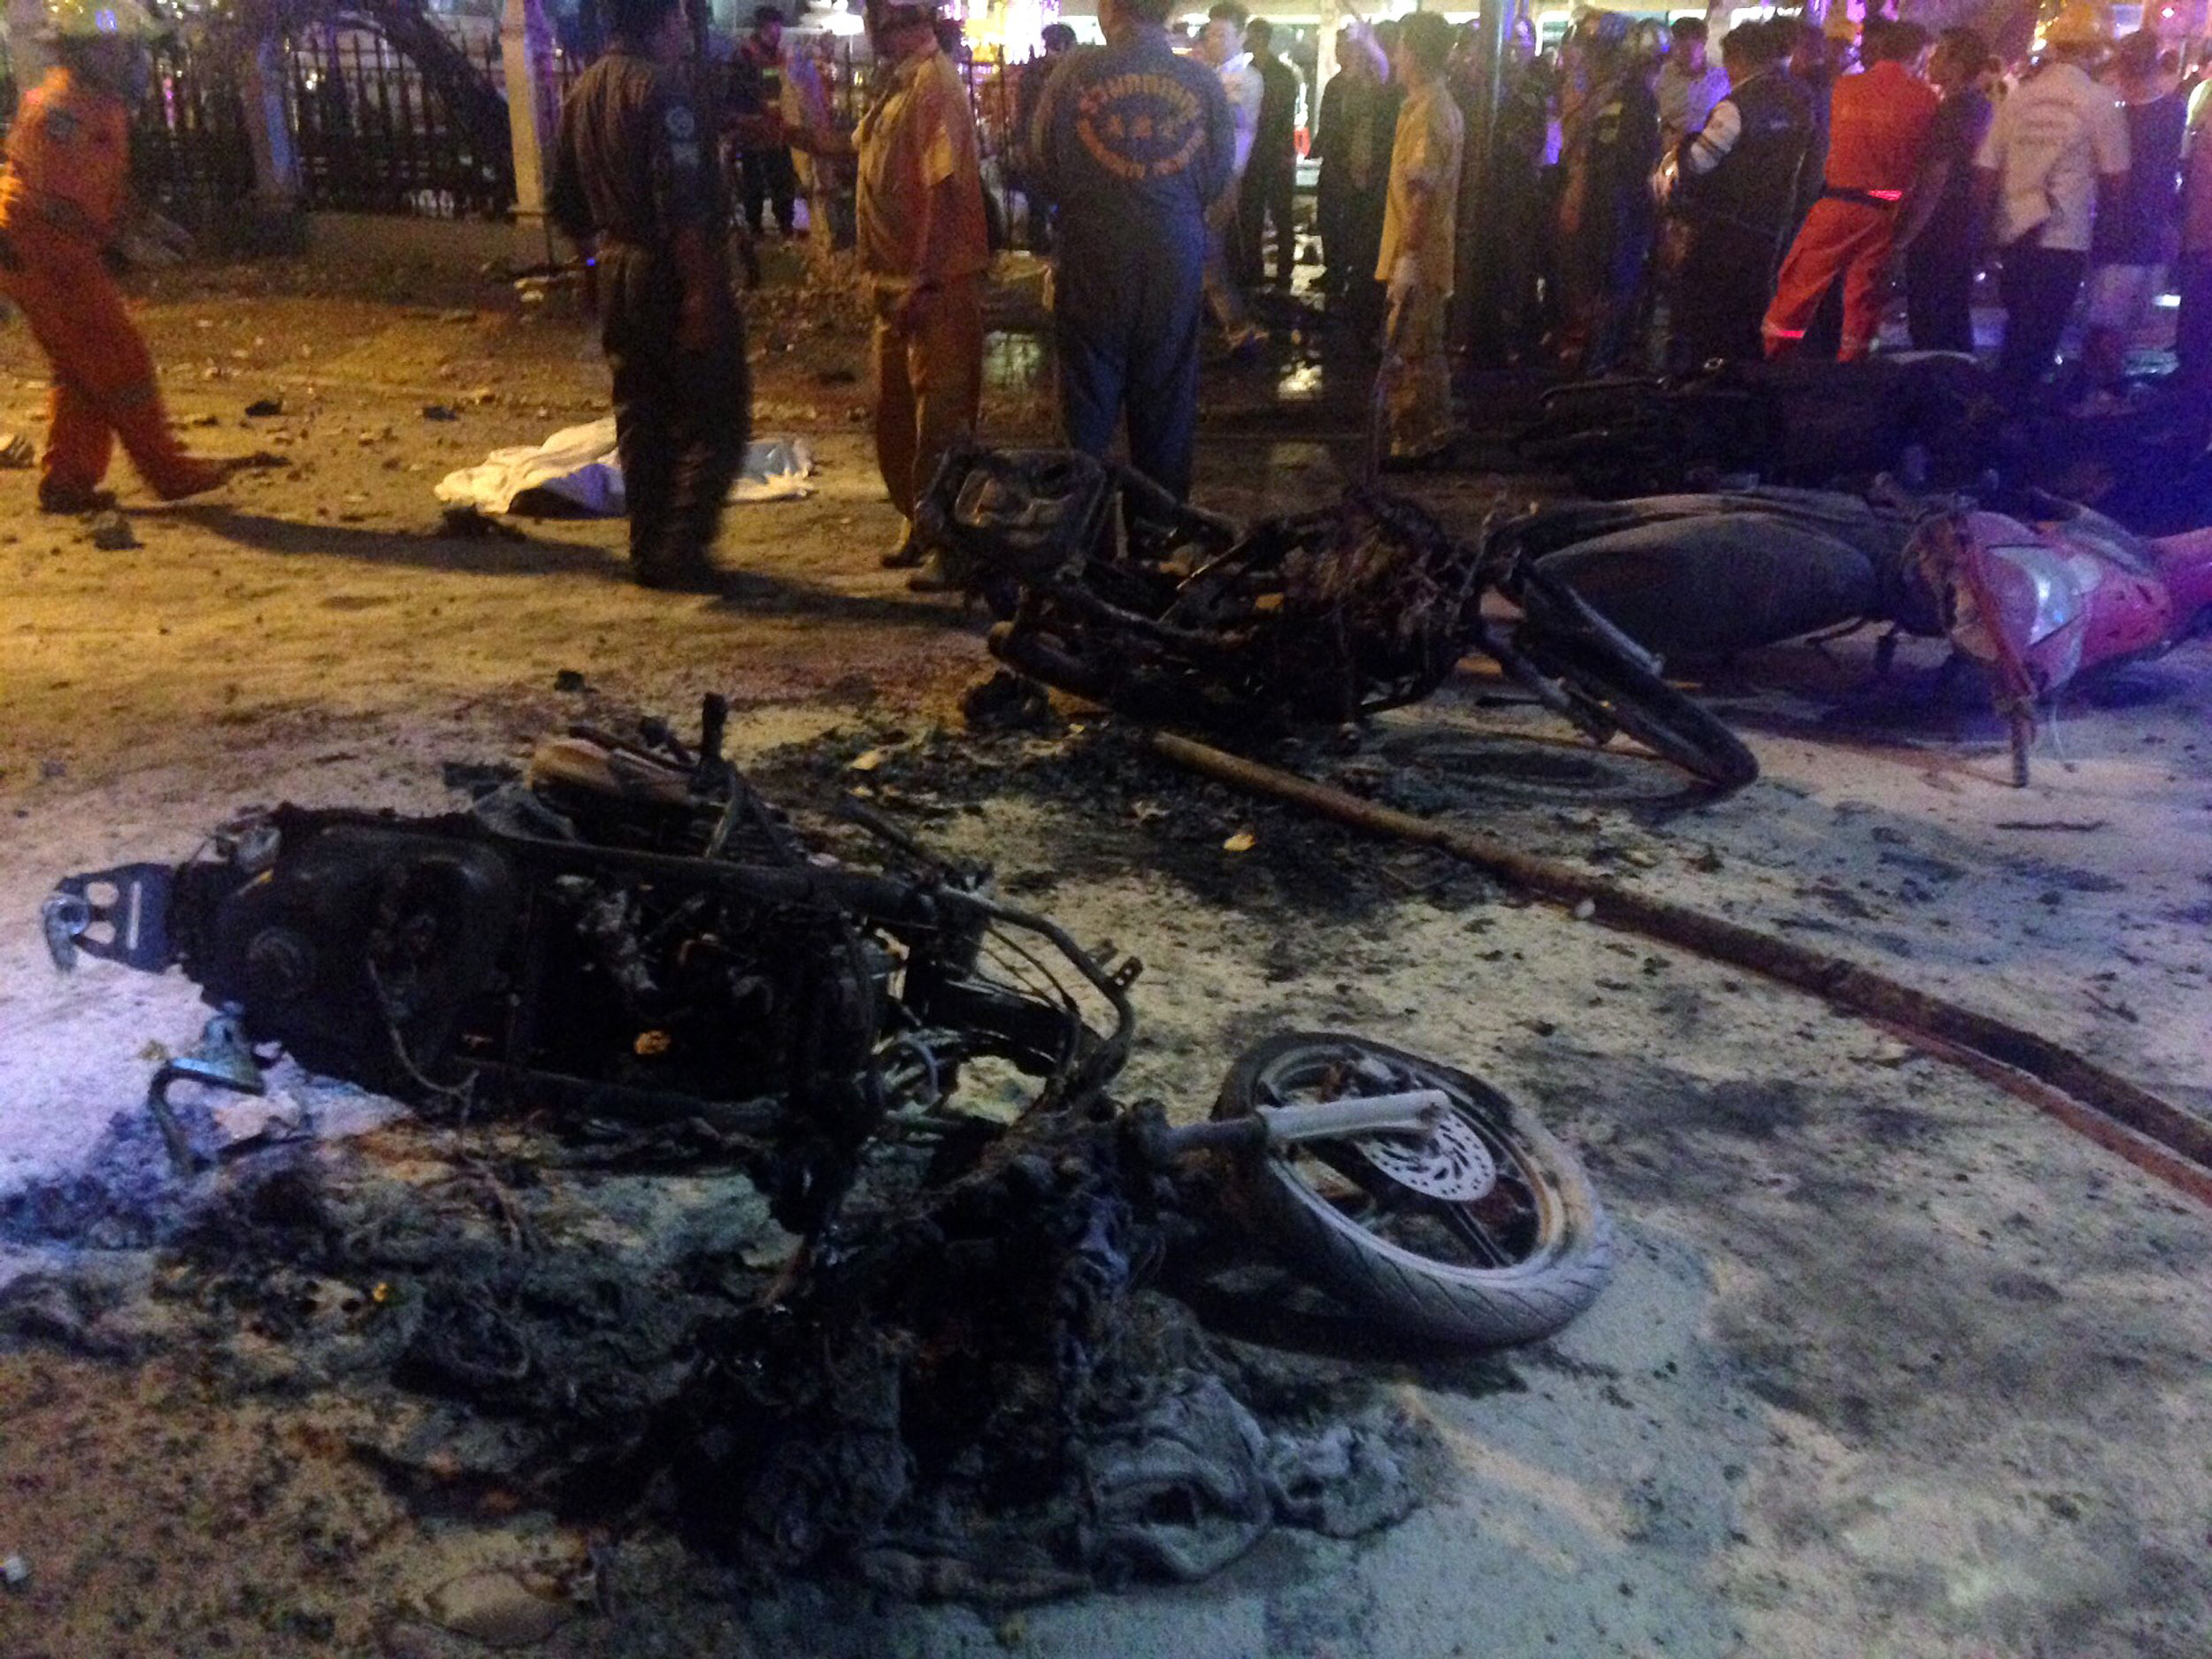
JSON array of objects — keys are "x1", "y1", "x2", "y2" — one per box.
[
  {"x1": 916, "y1": 444, "x2": 1759, "y2": 792},
  {"x1": 42, "y1": 699, "x2": 1611, "y2": 1349},
  {"x1": 1504, "y1": 486, "x2": 2212, "y2": 784}
]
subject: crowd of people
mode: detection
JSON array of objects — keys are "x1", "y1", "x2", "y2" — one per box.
[
  {"x1": 20, "y1": 0, "x2": 2212, "y2": 595},
  {"x1": 544, "y1": 0, "x2": 2212, "y2": 588},
  {"x1": 1441, "y1": 3, "x2": 2210, "y2": 412}
]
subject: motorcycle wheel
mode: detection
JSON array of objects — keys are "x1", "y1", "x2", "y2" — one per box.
[
  {"x1": 1516, "y1": 572, "x2": 1760, "y2": 792},
  {"x1": 1212, "y1": 1032, "x2": 1614, "y2": 1348}
]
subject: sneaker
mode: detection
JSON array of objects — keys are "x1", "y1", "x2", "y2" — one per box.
[
  {"x1": 905, "y1": 551, "x2": 965, "y2": 594},
  {"x1": 633, "y1": 560, "x2": 720, "y2": 593},
  {"x1": 880, "y1": 520, "x2": 927, "y2": 569},
  {"x1": 154, "y1": 453, "x2": 280, "y2": 503},
  {"x1": 1225, "y1": 324, "x2": 1270, "y2": 358},
  {"x1": 1381, "y1": 426, "x2": 1468, "y2": 472},
  {"x1": 37, "y1": 482, "x2": 117, "y2": 514}
]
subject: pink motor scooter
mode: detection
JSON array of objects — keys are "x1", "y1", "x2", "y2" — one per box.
[
  {"x1": 1916, "y1": 502, "x2": 2212, "y2": 781},
  {"x1": 1509, "y1": 488, "x2": 2212, "y2": 785}
]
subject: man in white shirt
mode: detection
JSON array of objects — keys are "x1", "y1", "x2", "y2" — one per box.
[
  {"x1": 1198, "y1": 0, "x2": 1265, "y2": 350},
  {"x1": 1972, "y1": 1, "x2": 2130, "y2": 391},
  {"x1": 1207, "y1": 2, "x2": 1263, "y2": 178},
  {"x1": 1656, "y1": 17, "x2": 1730, "y2": 150}
]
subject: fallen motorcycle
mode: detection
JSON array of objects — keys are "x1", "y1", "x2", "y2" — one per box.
[
  {"x1": 1494, "y1": 355, "x2": 2212, "y2": 534},
  {"x1": 42, "y1": 698, "x2": 1612, "y2": 1348},
  {"x1": 916, "y1": 444, "x2": 1759, "y2": 791},
  {"x1": 1505, "y1": 485, "x2": 2212, "y2": 784},
  {"x1": 1502, "y1": 353, "x2": 2007, "y2": 500}
]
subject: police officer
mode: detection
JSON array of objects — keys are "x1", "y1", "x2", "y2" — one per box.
[
  {"x1": 1667, "y1": 19, "x2": 1816, "y2": 366},
  {"x1": 550, "y1": 0, "x2": 749, "y2": 588},
  {"x1": 1030, "y1": 0, "x2": 1236, "y2": 498}
]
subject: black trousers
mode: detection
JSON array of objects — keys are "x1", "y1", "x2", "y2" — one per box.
[
  {"x1": 1673, "y1": 219, "x2": 1779, "y2": 367},
  {"x1": 1995, "y1": 238, "x2": 2086, "y2": 391},
  {"x1": 1329, "y1": 187, "x2": 1387, "y2": 337},
  {"x1": 2177, "y1": 253, "x2": 2212, "y2": 395},
  {"x1": 1905, "y1": 229, "x2": 1977, "y2": 353},
  {"x1": 601, "y1": 249, "x2": 750, "y2": 583},
  {"x1": 1237, "y1": 158, "x2": 1297, "y2": 288},
  {"x1": 741, "y1": 145, "x2": 798, "y2": 234}
]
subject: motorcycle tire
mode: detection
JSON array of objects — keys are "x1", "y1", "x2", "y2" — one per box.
[
  {"x1": 1212, "y1": 1032, "x2": 1614, "y2": 1348},
  {"x1": 1516, "y1": 572, "x2": 1760, "y2": 792}
]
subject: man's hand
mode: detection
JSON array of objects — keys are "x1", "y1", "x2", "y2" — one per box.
[
  {"x1": 677, "y1": 293, "x2": 724, "y2": 355},
  {"x1": 1386, "y1": 253, "x2": 1424, "y2": 309},
  {"x1": 893, "y1": 281, "x2": 938, "y2": 330}
]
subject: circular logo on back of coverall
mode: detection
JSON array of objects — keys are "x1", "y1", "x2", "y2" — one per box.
[{"x1": 1075, "y1": 73, "x2": 1205, "y2": 181}]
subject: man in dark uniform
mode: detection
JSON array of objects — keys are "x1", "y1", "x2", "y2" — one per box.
[
  {"x1": 1238, "y1": 17, "x2": 1301, "y2": 290},
  {"x1": 1667, "y1": 19, "x2": 1815, "y2": 365},
  {"x1": 1030, "y1": 0, "x2": 1236, "y2": 498},
  {"x1": 549, "y1": 0, "x2": 749, "y2": 588},
  {"x1": 1899, "y1": 27, "x2": 1993, "y2": 352}
]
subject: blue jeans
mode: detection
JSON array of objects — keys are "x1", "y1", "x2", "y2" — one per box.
[{"x1": 1055, "y1": 241, "x2": 1206, "y2": 498}]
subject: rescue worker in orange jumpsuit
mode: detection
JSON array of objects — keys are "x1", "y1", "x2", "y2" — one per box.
[
  {"x1": 1761, "y1": 19, "x2": 1939, "y2": 361},
  {"x1": 0, "y1": 0, "x2": 246, "y2": 511}
]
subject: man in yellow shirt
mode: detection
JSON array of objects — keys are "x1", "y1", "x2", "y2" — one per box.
[
  {"x1": 1375, "y1": 11, "x2": 1463, "y2": 465},
  {"x1": 797, "y1": 0, "x2": 988, "y2": 580}
]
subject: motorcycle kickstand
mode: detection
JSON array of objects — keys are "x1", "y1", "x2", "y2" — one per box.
[{"x1": 146, "y1": 1011, "x2": 267, "y2": 1175}]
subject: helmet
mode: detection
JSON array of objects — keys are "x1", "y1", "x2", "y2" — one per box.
[
  {"x1": 2042, "y1": 0, "x2": 2112, "y2": 46},
  {"x1": 1822, "y1": 9, "x2": 1858, "y2": 43},
  {"x1": 42, "y1": 0, "x2": 160, "y2": 40}
]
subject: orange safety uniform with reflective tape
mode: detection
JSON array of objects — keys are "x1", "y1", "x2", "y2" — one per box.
[
  {"x1": 1763, "y1": 61, "x2": 1940, "y2": 360},
  {"x1": 0, "y1": 66, "x2": 225, "y2": 500}
]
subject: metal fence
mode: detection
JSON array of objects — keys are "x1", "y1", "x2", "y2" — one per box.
[
  {"x1": 0, "y1": 37, "x2": 257, "y2": 211},
  {"x1": 137, "y1": 38, "x2": 257, "y2": 211},
  {"x1": 285, "y1": 29, "x2": 513, "y2": 218},
  {"x1": 0, "y1": 30, "x2": 1043, "y2": 233}
]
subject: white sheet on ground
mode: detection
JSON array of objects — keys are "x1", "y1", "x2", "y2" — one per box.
[{"x1": 434, "y1": 418, "x2": 814, "y2": 516}]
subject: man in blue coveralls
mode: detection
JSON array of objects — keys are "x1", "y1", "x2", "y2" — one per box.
[{"x1": 1028, "y1": 0, "x2": 1236, "y2": 498}]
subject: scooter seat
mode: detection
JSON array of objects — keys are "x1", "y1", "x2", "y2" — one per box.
[{"x1": 526, "y1": 736, "x2": 690, "y2": 806}]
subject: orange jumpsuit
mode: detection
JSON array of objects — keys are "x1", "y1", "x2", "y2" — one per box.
[
  {"x1": 0, "y1": 66, "x2": 226, "y2": 503},
  {"x1": 1762, "y1": 60, "x2": 1940, "y2": 360}
]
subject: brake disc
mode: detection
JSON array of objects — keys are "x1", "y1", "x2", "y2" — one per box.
[{"x1": 1348, "y1": 1107, "x2": 1497, "y2": 1202}]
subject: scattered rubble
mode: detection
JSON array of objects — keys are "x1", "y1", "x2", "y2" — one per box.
[{"x1": 86, "y1": 511, "x2": 138, "y2": 550}]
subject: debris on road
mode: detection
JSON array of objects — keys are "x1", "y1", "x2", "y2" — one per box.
[
  {"x1": 19, "y1": 709, "x2": 1625, "y2": 1599},
  {"x1": 87, "y1": 511, "x2": 137, "y2": 550},
  {"x1": 435, "y1": 505, "x2": 527, "y2": 542},
  {"x1": 1149, "y1": 728, "x2": 2212, "y2": 1204},
  {"x1": 419, "y1": 1569, "x2": 578, "y2": 1647}
]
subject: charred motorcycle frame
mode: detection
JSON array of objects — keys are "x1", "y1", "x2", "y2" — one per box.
[
  {"x1": 917, "y1": 445, "x2": 1759, "y2": 791},
  {"x1": 43, "y1": 700, "x2": 1613, "y2": 1348}
]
